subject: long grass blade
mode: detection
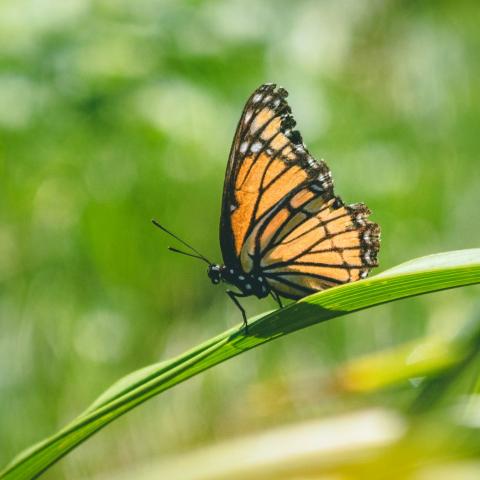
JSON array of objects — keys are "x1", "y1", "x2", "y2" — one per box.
[{"x1": 1, "y1": 249, "x2": 479, "y2": 479}]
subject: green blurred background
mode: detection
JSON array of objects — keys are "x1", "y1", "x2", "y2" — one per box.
[{"x1": 1, "y1": 0, "x2": 479, "y2": 478}]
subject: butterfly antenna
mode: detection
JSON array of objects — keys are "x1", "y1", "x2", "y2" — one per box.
[
  {"x1": 151, "y1": 219, "x2": 212, "y2": 265},
  {"x1": 167, "y1": 246, "x2": 210, "y2": 264}
]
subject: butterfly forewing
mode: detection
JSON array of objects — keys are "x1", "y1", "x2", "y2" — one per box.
[{"x1": 220, "y1": 83, "x2": 380, "y2": 299}]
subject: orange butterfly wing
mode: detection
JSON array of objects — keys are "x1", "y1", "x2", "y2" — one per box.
[{"x1": 220, "y1": 83, "x2": 379, "y2": 299}]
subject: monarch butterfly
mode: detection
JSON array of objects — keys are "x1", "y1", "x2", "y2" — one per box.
[{"x1": 154, "y1": 83, "x2": 380, "y2": 329}]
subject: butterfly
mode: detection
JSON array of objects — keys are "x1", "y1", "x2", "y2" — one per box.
[{"x1": 154, "y1": 83, "x2": 380, "y2": 329}]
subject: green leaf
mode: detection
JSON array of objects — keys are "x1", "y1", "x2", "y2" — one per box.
[{"x1": 2, "y1": 249, "x2": 480, "y2": 479}]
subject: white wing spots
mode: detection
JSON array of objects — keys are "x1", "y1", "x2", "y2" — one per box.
[
  {"x1": 318, "y1": 171, "x2": 332, "y2": 189},
  {"x1": 245, "y1": 283, "x2": 252, "y2": 290},
  {"x1": 258, "y1": 276, "x2": 263, "y2": 282},
  {"x1": 230, "y1": 204, "x2": 236, "y2": 212},
  {"x1": 356, "y1": 214, "x2": 366, "y2": 226},
  {"x1": 244, "y1": 109, "x2": 253, "y2": 124},
  {"x1": 238, "y1": 275, "x2": 245, "y2": 280},
  {"x1": 239, "y1": 141, "x2": 248, "y2": 154},
  {"x1": 229, "y1": 269, "x2": 234, "y2": 274},
  {"x1": 263, "y1": 95, "x2": 272, "y2": 104},
  {"x1": 360, "y1": 271, "x2": 368, "y2": 279},
  {"x1": 252, "y1": 93, "x2": 262, "y2": 103},
  {"x1": 250, "y1": 141, "x2": 262, "y2": 153},
  {"x1": 273, "y1": 98, "x2": 280, "y2": 108},
  {"x1": 294, "y1": 144, "x2": 305, "y2": 153}
]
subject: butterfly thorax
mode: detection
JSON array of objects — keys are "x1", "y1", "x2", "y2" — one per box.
[{"x1": 207, "y1": 264, "x2": 270, "y2": 299}]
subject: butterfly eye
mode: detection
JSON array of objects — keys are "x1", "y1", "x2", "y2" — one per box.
[{"x1": 207, "y1": 265, "x2": 223, "y2": 284}]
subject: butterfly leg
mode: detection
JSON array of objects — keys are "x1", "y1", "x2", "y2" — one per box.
[
  {"x1": 226, "y1": 290, "x2": 249, "y2": 333},
  {"x1": 271, "y1": 291, "x2": 284, "y2": 309}
]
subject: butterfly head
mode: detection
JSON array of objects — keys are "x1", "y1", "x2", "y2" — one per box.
[{"x1": 207, "y1": 264, "x2": 223, "y2": 284}]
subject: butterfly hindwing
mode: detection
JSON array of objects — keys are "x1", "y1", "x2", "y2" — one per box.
[
  {"x1": 260, "y1": 198, "x2": 380, "y2": 299},
  {"x1": 220, "y1": 83, "x2": 380, "y2": 299}
]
